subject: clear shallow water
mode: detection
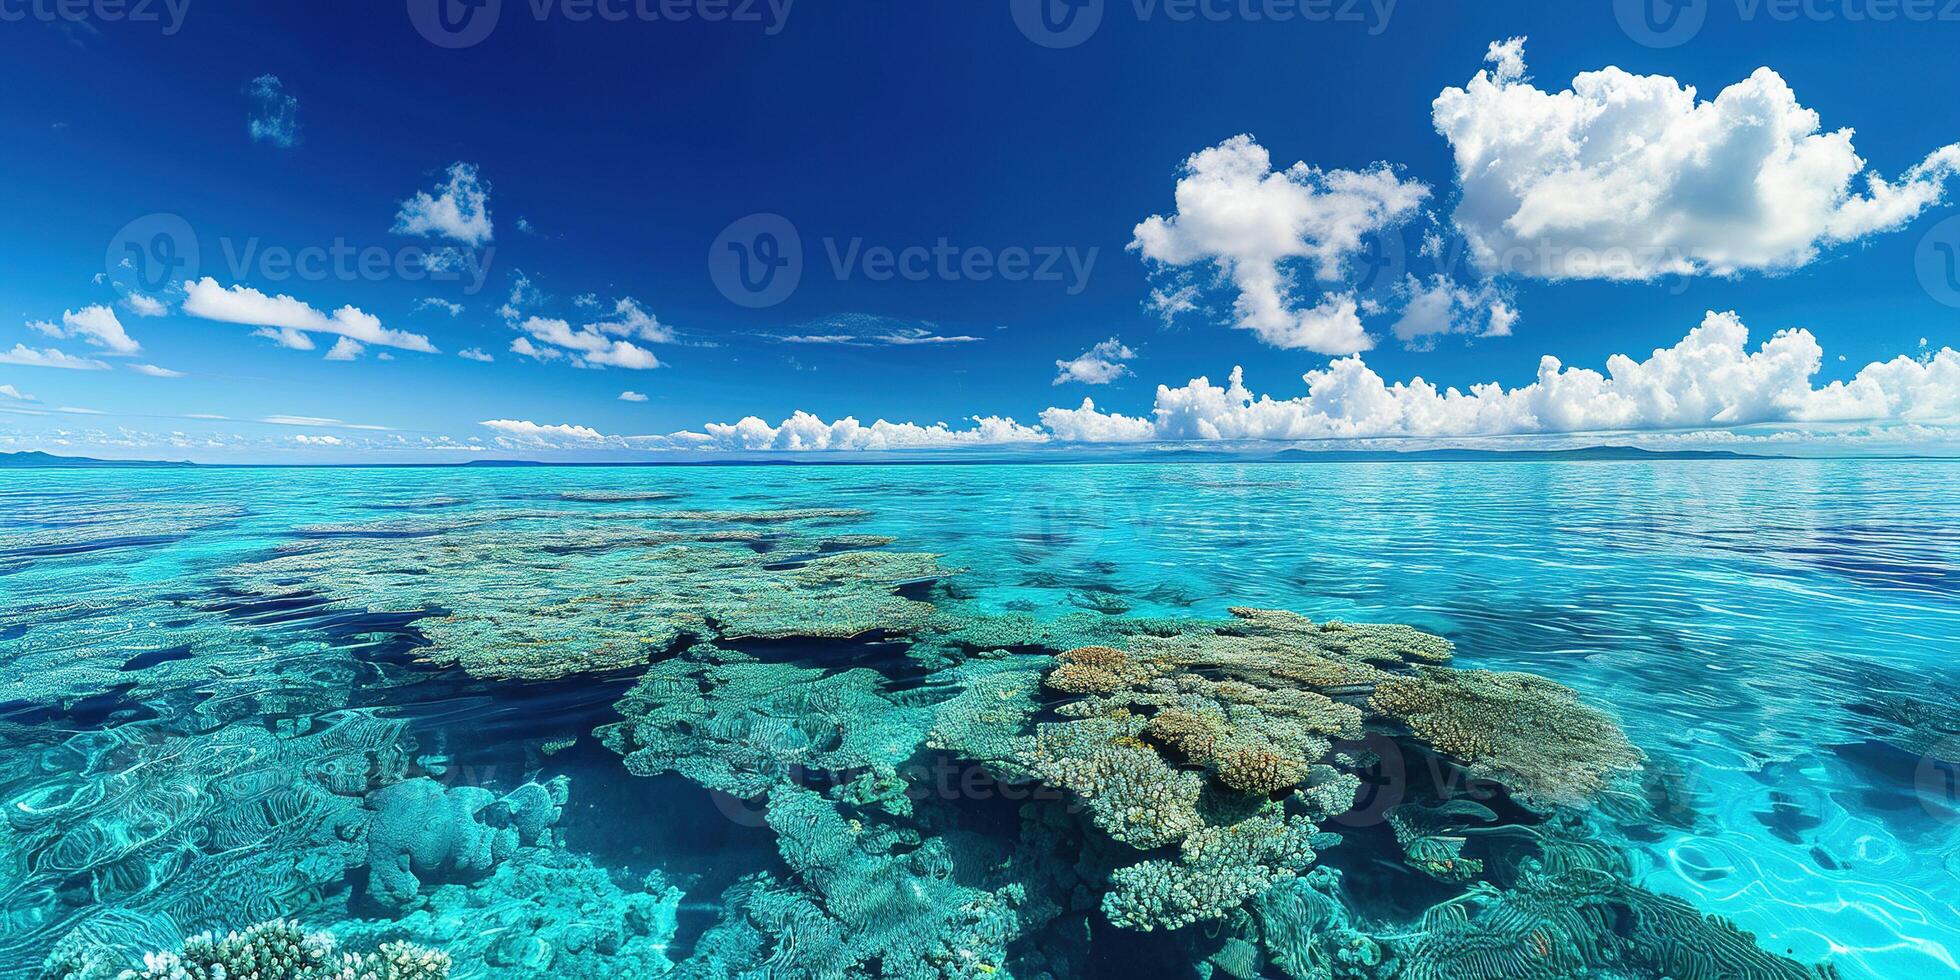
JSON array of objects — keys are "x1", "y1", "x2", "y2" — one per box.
[{"x1": 2, "y1": 460, "x2": 1956, "y2": 978}]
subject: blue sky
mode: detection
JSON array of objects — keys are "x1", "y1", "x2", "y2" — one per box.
[{"x1": 1, "y1": 1, "x2": 1956, "y2": 460}]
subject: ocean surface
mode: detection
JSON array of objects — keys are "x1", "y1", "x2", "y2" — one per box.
[{"x1": 2, "y1": 460, "x2": 1956, "y2": 979}]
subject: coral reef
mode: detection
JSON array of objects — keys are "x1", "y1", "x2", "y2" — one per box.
[
  {"x1": 597, "y1": 644, "x2": 931, "y2": 798},
  {"x1": 1369, "y1": 667, "x2": 1643, "y2": 808},
  {"x1": 939, "y1": 608, "x2": 1644, "y2": 932},
  {"x1": 336, "y1": 846, "x2": 684, "y2": 978},
  {"x1": 42, "y1": 919, "x2": 450, "y2": 980},
  {"x1": 2, "y1": 712, "x2": 405, "y2": 965},
  {"x1": 217, "y1": 516, "x2": 953, "y2": 680},
  {"x1": 2, "y1": 485, "x2": 1836, "y2": 980},
  {"x1": 679, "y1": 785, "x2": 1022, "y2": 979}
]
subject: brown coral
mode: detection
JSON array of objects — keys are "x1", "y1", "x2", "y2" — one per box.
[
  {"x1": 1218, "y1": 747, "x2": 1310, "y2": 795},
  {"x1": 1370, "y1": 666, "x2": 1642, "y2": 807},
  {"x1": 1048, "y1": 645, "x2": 1152, "y2": 694}
]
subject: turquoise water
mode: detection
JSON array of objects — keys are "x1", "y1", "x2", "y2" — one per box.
[{"x1": 3, "y1": 461, "x2": 1956, "y2": 978}]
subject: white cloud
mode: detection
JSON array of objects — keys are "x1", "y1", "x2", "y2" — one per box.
[
  {"x1": 0, "y1": 345, "x2": 111, "y2": 370},
  {"x1": 253, "y1": 326, "x2": 317, "y2": 351},
  {"x1": 393, "y1": 162, "x2": 493, "y2": 246},
  {"x1": 509, "y1": 337, "x2": 562, "y2": 361},
  {"x1": 619, "y1": 390, "x2": 648, "y2": 402},
  {"x1": 262, "y1": 415, "x2": 342, "y2": 426},
  {"x1": 475, "y1": 413, "x2": 1050, "y2": 452},
  {"x1": 497, "y1": 273, "x2": 542, "y2": 323},
  {"x1": 459, "y1": 347, "x2": 495, "y2": 362},
  {"x1": 292, "y1": 434, "x2": 343, "y2": 446},
  {"x1": 28, "y1": 305, "x2": 141, "y2": 355},
  {"x1": 1054, "y1": 337, "x2": 1136, "y2": 385},
  {"x1": 1039, "y1": 312, "x2": 1960, "y2": 442},
  {"x1": 513, "y1": 316, "x2": 661, "y2": 369},
  {"x1": 481, "y1": 419, "x2": 607, "y2": 443},
  {"x1": 129, "y1": 363, "x2": 184, "y2": 378},
  {"x1": 771, "y1": 314, "x2": 981, "y2": 347},
  {"x1": 690, "y1": 414, "x2": 1047, "y2": 451},
  {"x1": 1386, "y1": 275, "x2": 1515, "y2": 350},
  {"x1": 1434, "y1": 37, "x2": 1960, "y2": 280},
  {"x1": 181, "y1": 278, "x2": 437, "y2": 353},
  {"x1": 0, "y1": 384, "x2": 34, "y2": 401},
  {"x1": 1131, "y1": 134, "x2": 1429, "y2": 353},
  {"x1": 415, "y1": 297, "x2": 464, "y2": 317},
  {"x1": 325, "y1": 337, "x2": 365, "y2": 361},
  {"x1": 247, "y1": 74, "x2": 299, "y2": 148},
  {"x1": 124, "y1": 293, "x2": 169, "y2": 317},
  {"x1": 587, "y1": 297, "x2": 676, "y2": 344},
  {"x1": 1039, "y1": 399, "x2": 1157, "y2": 442}
]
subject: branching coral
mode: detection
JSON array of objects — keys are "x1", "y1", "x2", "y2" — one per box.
[
  {"x1": 44, "y1": 919, "x2": 451, "y2": 980},
  {"x1": 755, "y1": 784, "x2": 1025, "y2": 978},
  {"x1": 969, "y1": 608, "x2": 1645, "y2": 933},
  {"x1": 1103, "y1": 805, "x2": 1320, "y2": 932}
]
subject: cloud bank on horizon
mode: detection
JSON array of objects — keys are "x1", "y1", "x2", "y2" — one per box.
[{"x1": 479, "y1": 312, "x2": 1960, "y2": 452}]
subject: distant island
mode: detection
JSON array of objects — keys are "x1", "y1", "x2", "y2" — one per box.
[{"x1": 0, "y1": 451, "x2": 192, "y2": 468}]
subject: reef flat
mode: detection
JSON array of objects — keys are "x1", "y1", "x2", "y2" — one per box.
[{"x1": 4, "y1": 463, "x2": 1953, "y2": 978}]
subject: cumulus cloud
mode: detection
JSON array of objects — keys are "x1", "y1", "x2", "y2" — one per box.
[
  {"x1": 480, "y1": 419, "x2": 607, "y2": 443},
  {"x1": 1434, "y1": 37, "x2": 1960, "y2": 280},
  {"x1": 0, "y1": 384, "x2": 34, "y2": 400},
  {"x1": 124, "y1": 293, "x2": 169, "y2": 317},
  {"x1": 325, "y1": 337, "x2": 365, "y2": 361},
  {"x1": 128, "y1": 363, "x2": 184, "y2": 378},
  {"x1": 393, "y1": 162, "x2": 493, "y2": 246},
  {"x1": 690, "y1": 414, "x2": 1047, "y2": 451},
  {"x1": 1386, "y1": 276, "x2": 1516, "y2": 349},
  {"x1": 1131, "y1": 134, "x2": 1429, "y2": 353},
  {"x1": 459, "y1": 347, "x2": 494, "y2": 362},
  {"x1": 27, "y1": 305, "x2": 141, "y2": 354},
  {"x1": 247, "y1": 74, "x2": 299, "y2": 148},
  {"x1": 476, "y1": 413, "x2": 1049, "y2": 452},
  {"x1": 1054, "y1": 337, "x2": 1136, "y2": 385},
  {"x1": 291, "y1": 434, "x2": 343, "y2": 446},
  {"x1": 0, "y1": 345, "x2": 111, "y2": 370},
  {"x1": 1040, "y1": 312, "x2": 1959, "y2": 442},
  {"x1": 509, "y1": 337, "x2": 561, "y2": 361},
  {"x1": 587, "y1": 297, "x2": 676, "y2": 345},
  {"x1": 619, "y1": 390, "x2": 648, "y2": 402},
  {"x1": 492, "y1": 277, "x2": 675, "y2": 368},
  {"x1": 181, "y1": 278, "x2": 437, "y2": 353},
  {"x1": 514, "y1": 316, "x2": 660, "y2": 369}
]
